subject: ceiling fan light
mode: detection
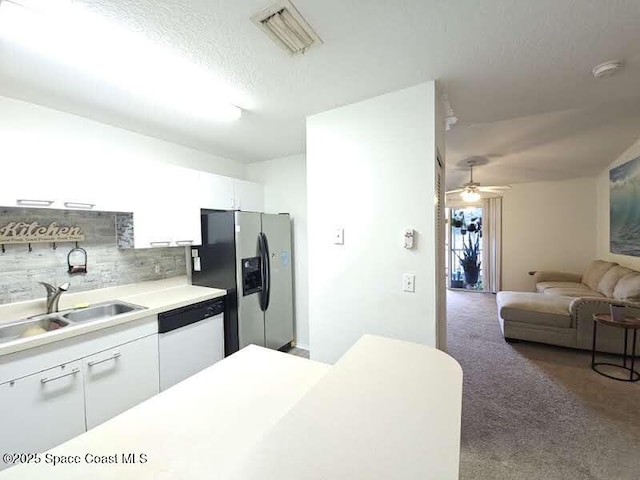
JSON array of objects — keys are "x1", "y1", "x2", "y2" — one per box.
[{"x1": 460, "y1": 190, "x2": 480, "y2": 203}]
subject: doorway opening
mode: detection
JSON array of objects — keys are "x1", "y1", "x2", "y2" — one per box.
[
  {"x1": 445, "y1": 198, "x2": 502, "y2": 294},
  {"x1": 448, "y1": 206, "x2": 483, "y2": 290}
]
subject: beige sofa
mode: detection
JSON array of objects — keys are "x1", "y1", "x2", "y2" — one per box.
[{"x1": 497, "y1": 260, "x2": 640, "y2": 354}]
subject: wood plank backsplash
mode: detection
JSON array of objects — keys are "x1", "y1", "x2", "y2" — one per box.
[{"x1": 0, "y1": 208, "x2": 186, "y2": 304}]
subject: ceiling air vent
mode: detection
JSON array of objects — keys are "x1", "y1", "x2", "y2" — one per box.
[{"x1": 251, "y1": 0, "x2": 322, "y2": 55}]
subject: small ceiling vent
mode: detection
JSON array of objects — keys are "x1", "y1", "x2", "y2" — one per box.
[{"x1": 251, "y1": 0, "x2": 322, "y2": 55}]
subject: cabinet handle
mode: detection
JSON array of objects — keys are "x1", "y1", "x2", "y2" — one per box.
[
  {"x1": 41, "y1": 368, "x2": 80, "y2": 384},
  {"x1": 64, "y1": 202, "x2": 95, "y2": 209},
  {"x1": 150, "y1": 241, "x2": 171, "y2": 247},
  {"x1": 176, "y1": 240, "x2": 193, "y2": 246},
  {"x1": 17, "y1": 199, "x2": 54, "y2": 207},
  {"x1": 87, "y1": 351, "x2": 121, "y2": 367}
]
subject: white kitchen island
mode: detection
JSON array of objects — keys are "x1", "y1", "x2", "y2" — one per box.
[{"x1": 0, "y1": 335, "x2": 463, "y2": 480}]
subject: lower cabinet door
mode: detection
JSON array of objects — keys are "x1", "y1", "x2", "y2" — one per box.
[
  {"x1": 83, "y1": 334, "x2": 159, "y2": 430},
  {"x1": 0, "y1": 361, "x2": 86, "y2": 470}
]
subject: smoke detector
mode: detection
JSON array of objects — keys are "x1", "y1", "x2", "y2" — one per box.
[
  {"x1": 592, "y1": 60, "x2": 624, "y2": 79},
  {"x1": 251, "y1": 0, "x2": 322, "y2": 56}
]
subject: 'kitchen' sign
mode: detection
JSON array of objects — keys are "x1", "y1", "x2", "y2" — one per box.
[{"x1": 0, "y1": 222, "x2": 85, "y2": 244}]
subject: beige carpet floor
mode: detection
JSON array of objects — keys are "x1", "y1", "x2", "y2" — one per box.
[{"x1": 447, "y1": 290, "x2": 640, "y2": 480}]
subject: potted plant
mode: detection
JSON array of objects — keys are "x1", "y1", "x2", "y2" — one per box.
[
  {"x1": 455, "y1": 218, "x2": 482, "y2": 287},
  {"x1": 451, "y1": 212, "x2": 465, "y2": 229}
]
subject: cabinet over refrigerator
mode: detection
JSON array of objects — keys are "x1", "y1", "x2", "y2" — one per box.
[{"x1": 192, "y1": 211, "x2": 294, "y2": 355}]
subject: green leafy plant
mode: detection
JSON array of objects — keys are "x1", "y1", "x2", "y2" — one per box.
[{"x1": 454, "y1": 216, "x2": 482, "y2": 285}]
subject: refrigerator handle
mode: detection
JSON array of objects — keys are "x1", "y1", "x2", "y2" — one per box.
[
  {"x1": 258, "y1": 233, "x2": 268, "y2": 312},
  {"x1": 262, "y1": 233, "x2": 271, "y2": 311}
]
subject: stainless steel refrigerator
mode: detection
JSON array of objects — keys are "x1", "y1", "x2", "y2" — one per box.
[{"x1": 191, "y1": 210, "x2": 294, "y2": 355}]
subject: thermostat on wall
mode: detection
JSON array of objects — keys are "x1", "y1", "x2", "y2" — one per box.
[{"x1": 404, "y1": 229, "x2": 415, "y2": 249}]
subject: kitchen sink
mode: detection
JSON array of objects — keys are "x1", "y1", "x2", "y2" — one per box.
[
  {"x1": 0, "y1": 316, "x2": 70, "y2": 344},
  {"x1": 61, "y1": 301, "x2": 145, "y2": 323}
]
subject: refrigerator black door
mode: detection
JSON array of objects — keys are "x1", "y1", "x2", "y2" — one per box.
[{"x1": 192, "y1": 210, "x2": 239, "y2": 356}]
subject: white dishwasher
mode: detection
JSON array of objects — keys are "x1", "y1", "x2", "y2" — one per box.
[{"x1": 158, "y1": 298, "x2": 225, "y2": 391}]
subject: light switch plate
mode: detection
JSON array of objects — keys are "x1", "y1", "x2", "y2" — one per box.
[
  {"x1": 334, "y1": 227, "x2": 344, "y2": 245},
  {"x1": 403, "y1": 274, "x2": 415, "y2": 293}
]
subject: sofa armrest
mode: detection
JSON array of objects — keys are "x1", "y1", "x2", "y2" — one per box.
[
  {"x1": 532, "y1": 270, "x2": 582, "y2": 284},
  {"x1": 569, "y1": 297, "x2": 640, "y2": 328}
]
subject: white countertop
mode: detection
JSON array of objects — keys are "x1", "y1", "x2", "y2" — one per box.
[
  {"x1": 0, "y1": 277, "x2": 226, "y2": 357},
  {"x1": 228, "y1": 335, "x2": 463, "y2": 480},
  {"x1": 0, "y1": 345, "x2": 330, "y2": 480},
  {"x1": 0, "y1": 335, "x2": 463, "y2": 480}
]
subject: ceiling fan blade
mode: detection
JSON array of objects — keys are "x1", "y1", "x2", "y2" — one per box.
[
  {"x1": 477, "y1": 185, "x2": 511, "y2": 192},
  {"x1": 445, "y1": 188, "x2": 464, "y2": 195}
]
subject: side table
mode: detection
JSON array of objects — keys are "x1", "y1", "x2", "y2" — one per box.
[{"x1": 591, "y1": 313, "x2": 640, "y2": 382}]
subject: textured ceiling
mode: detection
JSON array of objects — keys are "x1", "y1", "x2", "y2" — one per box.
[{"x1": 1, "y1": 0, "x2": 640, "y2": 183}]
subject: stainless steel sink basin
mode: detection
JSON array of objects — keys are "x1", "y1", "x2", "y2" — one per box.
[
  {"x1": 61, "y1": 301, "x2": 145, "y2": 323},
  {"x1": 0, "y1": 316, "x2": 69, "y2": 344}
]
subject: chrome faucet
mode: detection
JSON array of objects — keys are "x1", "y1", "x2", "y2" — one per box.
[{"x1": 39, "y1": 282, "x2": 70, "y2": 314}]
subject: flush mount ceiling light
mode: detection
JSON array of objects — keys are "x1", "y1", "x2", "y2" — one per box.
[
  {"x1": 592, "y1": 60, "x2": 624, "y2": 79},
  {"x1": 0, "y1": 0, "x2": 244, "y2": 121},
  {"x1": 251, "y1": 0, "x2": 322, "y2": 55}
]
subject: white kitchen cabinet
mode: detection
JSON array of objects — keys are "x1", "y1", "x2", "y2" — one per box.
[
  {"x1": 1, "y1": 156, "x2": 131, "y2": 212},
  {"x1": 199, "y1": 172, "x2": 235, "y2": 210},
  {"x1": 132, "y1": 164, "x2": 201, "y2": 248},
  {"x1": 83, "y1": 335, "x2": 159, "y2": 429},
  {"x1": 0, "y1": 361, "x2": 86, "y2": 469},
  {"x1": 0, "y1": 318, "x2": 160, "y2": 464},
  {"x1": 234, "y1": 179, "x2": 264, "y2": 212},
  {"x1": 199, "y1": 173, "x2": 264, "y2": 212}
]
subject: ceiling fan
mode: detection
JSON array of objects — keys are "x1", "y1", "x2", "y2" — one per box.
[{"x1": 446, "y1": 158, "x2": 511, "y2": 202}]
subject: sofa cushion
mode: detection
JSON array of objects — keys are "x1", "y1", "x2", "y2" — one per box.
[
  {"x1": 543, "y1": 287, "x2": 603, "y2": 298},
  {"x1": 536, "y1": 281, "x2": 591, "y2": 293},
  {"x1": 497, "y1": 291, "x2": 572, "y2": 328},
  {"x1": 582, "y1": 260, "x2": 617, "y2": 291},
  {"x1": 613, "y1": 272, "x2": 640, "y2": 303},
  {"x1": 597, "y1": 266, "x2": 634, "y2": 298}
]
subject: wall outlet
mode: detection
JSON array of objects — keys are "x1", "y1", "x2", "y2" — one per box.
[
  {"x1": 403, "y1": 274, "x2": 415, "y2": 293},
  {"x1": 155, "y1": 265, "x2": 161, "y2": 275}
]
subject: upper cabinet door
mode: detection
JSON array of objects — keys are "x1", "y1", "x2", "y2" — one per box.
[
  {"x1": 131, "y1": 163, "x2": 201, "y2": 248},
  {"x1": 199, "y1": 173, "x2": 235, "y2": 210},
  {"x1": 234, "y1": 180, "x2": 264, "y2": 212},
  {"x1": 170, "y1": 166, "x2": 202, "y2": 247},
  {"x1": 1, "y1": 153, "x2": 132, "y2": 212}
]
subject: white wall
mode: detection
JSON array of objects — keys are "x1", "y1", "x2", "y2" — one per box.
[
  {"x1": 596, "y1": 136, "x2": 640, "y2": 271},
  {"x1": 501, "y1": 177, "x2": 597, "y2": 292},
  {"x1": 0, "y1": 95, "x2": 246, "y2": 178},
  {"x1": 246, "y1": 154, "x2": 309, "y2": 348},
  {"x1": 307, "y1": 82, "x2": 443, "y2": 364}
]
